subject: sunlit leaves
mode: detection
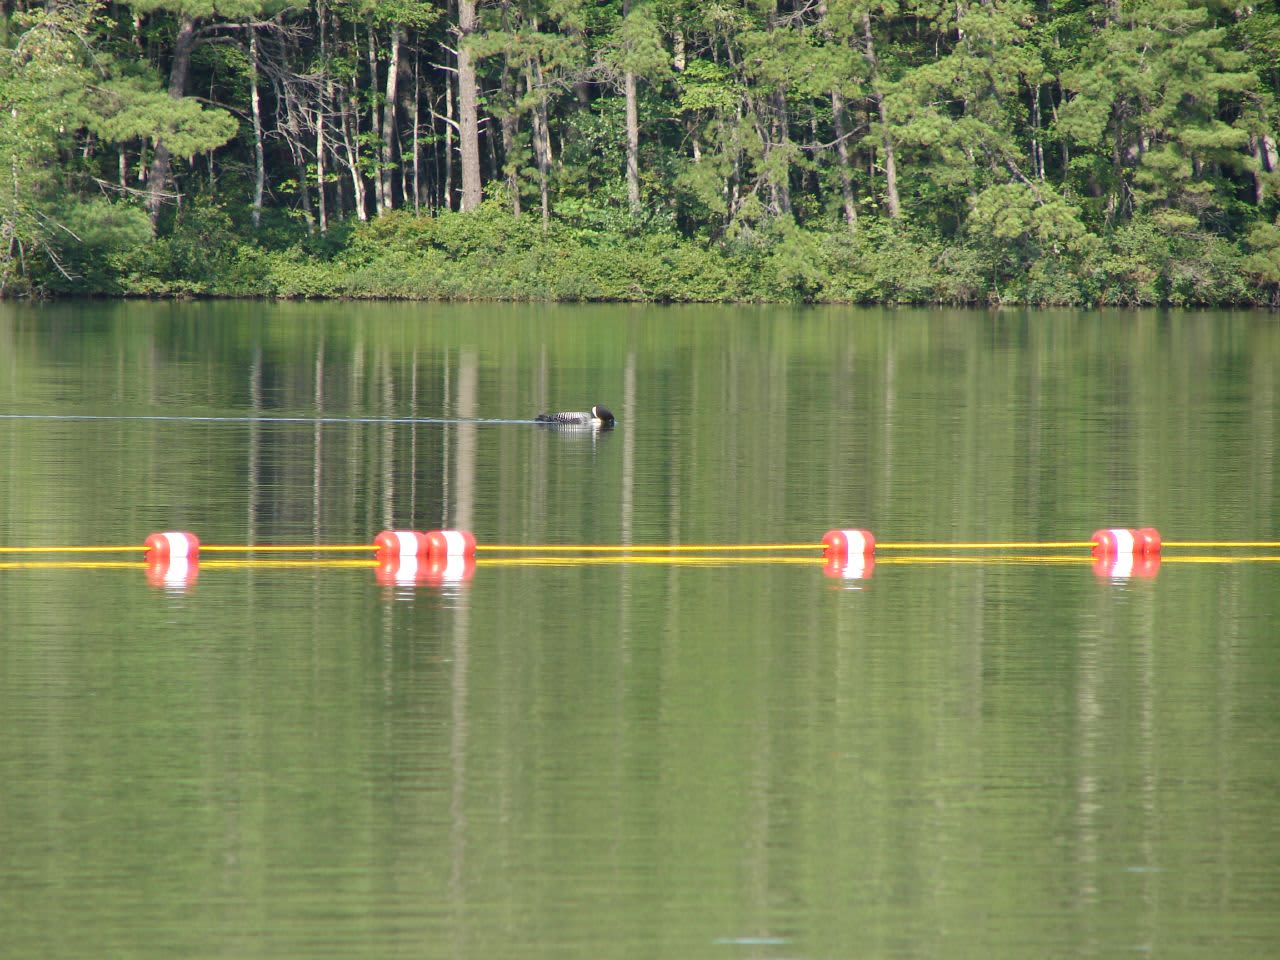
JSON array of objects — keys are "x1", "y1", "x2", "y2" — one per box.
[
  {"x1": 1053, "y1": 0, "x2": 1260, "y2": 222},
  {"x1": 1242, "y1": 219, "x2": 1280, "y2": 284},
  {"x1": 611, "y1": 2, "x2": 668, "y2": 78},
  {"x1": 87, "y1": 76, "x2": 237, "y2": 158},
  {"x1": 0, "y1": 3, "x2": 98, "y2": 289},
  {"x1": 676, "y1": 59, "x2": 737, "y2": 113},
  {"x1": 968, "y1": 181, "x2": 1091, "y2": 255}
]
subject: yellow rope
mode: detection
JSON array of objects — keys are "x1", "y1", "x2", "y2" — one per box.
[
  {"x1": 0, "y1": 558, "x2": 375, "y2": 571},
  {"x1": 1161, "y1": 541, "x2": 1280, "y2": 549},
  {"x1": 1161, "y1": 555, "x2": 1280, "y2": 564},
  {"x1": 199, "y1": 544, "x2": 373, "y2": 553},
  {"x1": 0, "y1": 546, "x2": 144, "y2": 553},
  {"x1": 475, "y1": 543, "x2": 821, "y2": 552},
  {"x1": 198, "y1": 559, "x2": 375, "y2": 569},
  {"x1": 0, "y1": 539, "x2": 1275, "y2": 557},
  {"x1": 2, "y1": 555, "x2": 1278, "y2": 573},
  {"x1": 0, "y1": 560, "x2": 143, "y2": 570},
  {"x1": 875, "y1": 541, "x2": 1095, "y2": 550},
  {"x1": 874, "y1": 555, "x2": 1089, "y2": 565},
  {"x1": 477, "y1": 555, "x2": 825, "y2": 567}
]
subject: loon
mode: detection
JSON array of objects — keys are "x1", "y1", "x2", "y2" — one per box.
[{"x1": 535, "y1": 404, "x2": 616, "y2": 427}]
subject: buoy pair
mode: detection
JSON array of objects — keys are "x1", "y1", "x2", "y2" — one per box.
[
  {"x1": 374, "y1": 529, "x2": 475, "y2": 586},
  {"x1": 373, "y1": 529, "x2": 476, "y2": 561}
]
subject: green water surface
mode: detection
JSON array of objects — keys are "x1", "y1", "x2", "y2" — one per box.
[{"x1": 1, "y1": 302, "x2": 1277, "y2": 958}]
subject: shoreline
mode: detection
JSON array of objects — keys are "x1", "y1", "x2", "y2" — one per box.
[{"x1": 19, "y1": 209, "x2": 1280, "y2": 310}]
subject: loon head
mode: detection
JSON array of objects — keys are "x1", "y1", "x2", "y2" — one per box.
[{"x1": 591, "y1": 405, "x2": 616, "y2": 426}]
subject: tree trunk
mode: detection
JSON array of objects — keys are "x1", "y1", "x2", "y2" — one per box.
[
  {"x1": 147, "y1": 13, "x2": 197, "y2": 223},
  {"x1": 500, "y1": 73, "x2": 521, "y2": 215},
  {"x1": 379, "y1": 25, "x2": 402, "y2": 214},
  {"x1": 412, "y1": 56, "x2": 422, "y2": 212},
  {"x1": 625, "y1": 69, "x2": 640, "y2": 215},
  {"x1": 315, "y1": 1, "x2": 329, "y2": 232},
  {"x1": 831, "y1": 89, "x2": 856, "y2": 228},
  {"x1": 623, "y1": 0, "x2": 641, "y2": 216},
  {"x1": 444, "y1": 74, "x2": 455, "y2": 210},
  {"x1": 526, "y1": 62, "x2": 551, "y2": 228},
  {"x1": 366, "y1": 22, "x2": 385, "y2": 215},
  {"x1": 249, "y1": 26, "x2": 265, "y2": 228},
  {"x1": 457, "y1": 0, "x2": 483, "y2": 211},
  {"x1": 340, "y1": 78, "x2": 368, "y2": 221},
  {"x1": 863, "y1": 12, "x2": 899, "y2": 218},
  {"x1": 484, "y1": 105, "x2": 499, "y2": 182},
  {"x1": 497, "y1": 0, "x2": 521, "y2": 214},
  {"x1": 767, "y1": 88, "x2": 792, "y2": 216},
  {"x1": 272, "y1": 41, "x2": 316, "y2": 235},
  {"x1": 1258, "y1": 133, "x2": 1279, "y2": 205},
  {"x1": 1049, "y1": 85, "x2": 1068, "y2": 175},
  {"x1": 1031, "y1": 82, "x2": 1044, "y2": 180},
  {"x1": 315, "y1": 100, "x2": 328, "y2": 230}
]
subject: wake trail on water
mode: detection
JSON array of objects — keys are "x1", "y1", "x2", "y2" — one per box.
[{"x1": 0, "y1": 413, "x2": 536, "y2": 426}]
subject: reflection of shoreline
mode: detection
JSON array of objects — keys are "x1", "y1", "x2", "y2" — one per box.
[{"x1": 447, "y1": 350, "x2": 475, "y2": 930}]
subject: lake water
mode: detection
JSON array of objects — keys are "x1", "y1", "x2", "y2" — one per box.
[{"x1": 1, "y1": 301, "x2": 1278, "y2": 958}]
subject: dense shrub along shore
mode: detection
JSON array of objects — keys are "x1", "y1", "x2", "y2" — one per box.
[
  {"x1": 3, "y1": 2, "x2": 1279, "y2": 305},
  {"x1": 46, "y1": 199, "x2": 1277, "y2": 306}
]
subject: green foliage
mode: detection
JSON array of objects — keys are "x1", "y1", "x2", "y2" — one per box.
[
  {"x1": 37, "y1": 198, "x2": 154, "y2": 293},
  {"x1": 0, "y1": 3, "x2": 95, "y2": 292},
  {"x1": 87, "y1": 76, "x2": 237, "y2": 158},
  {"x1": 1056, "y1": 0, "x2": 1259, "y2": 225},
  {"x1": 612, "y1": 3, "x2": 669, "y2": 78},
  {"x1": 2, "y1": 0, "x2": 1278, "y2": 305},
  {"x1": 967, "y1": 182, "x2": 1095, "y2": 283},
  {"x1": 123, "y1": 0, "x2": 289, "y2": 18},
  {"x1": 676, "y1": 59, "x2": 738, "y2": 114},
  {"x1": 1089, "y1": 214, "x2": 1256, "y2": 306},
  {"x1": 1242, "y1": 219, "x2": 1280, "y2": 301},
  {"x1": 113, "y1": 195, "x2": 267, "y2": 295}
]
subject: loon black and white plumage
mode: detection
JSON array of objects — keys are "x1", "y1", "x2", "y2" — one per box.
[{"x1": 535, "y1": 404, "x2": 616, "y2": 427}]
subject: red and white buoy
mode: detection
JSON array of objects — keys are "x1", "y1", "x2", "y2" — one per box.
[
  {"x1": 1133, "y1": 527, "x2": 1162, "y2": 556},
  {"x1": 1091, "y1": 527, "x2": 1161, "y2": 579},
  {"x1": 374, "y1": 529, "x2": 476, "y2": 562},
  {"x1": 144, "y1": 531, "x2": 200, "y2": 560},
  {"x1": 1091, "y1": 527, "x2": 1161, "y2": 558},
  {"x1": 374, "y1": 530, "x2": 432, "y2": 559},
  {"x1": 821, "y1": 530, "x2": 875, "y2": 581},
  {"x1": 822, "y1": 529, "x2": 876, "y2": 560},
  {"x1": 1091, "y1": 527, "x2": 1136, "y2": 560},
  {"x1": 424, "y1": 529, "x2": 476, "y2": 561}
]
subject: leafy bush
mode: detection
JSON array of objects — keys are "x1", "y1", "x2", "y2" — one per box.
[
  {"x1": 38, "y1": 198, "x2": 153, "y2": 294},
  {"x1": 22, "y1": 195, "x2": 1280, "y2": 306}
]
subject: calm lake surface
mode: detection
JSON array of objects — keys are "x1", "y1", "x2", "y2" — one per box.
[{"x1": 1, "y1": 301, "x2": 1278, "y2": 958}]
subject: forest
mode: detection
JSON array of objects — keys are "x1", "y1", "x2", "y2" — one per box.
[{"x1": 2, "y1": 0, "x2": 1279, "y2": 304}]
